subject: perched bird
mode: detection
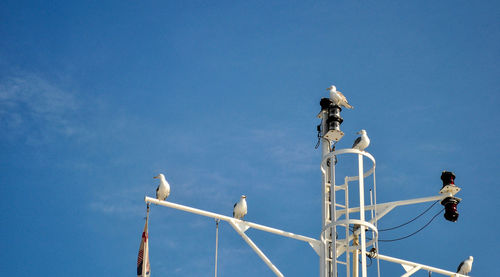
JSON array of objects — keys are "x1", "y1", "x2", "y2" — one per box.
[
  {"x1": 154, "y1": 173, "x2": 170, "y2": 201},
  {"x1": 352, "y1": 129, "x2": 370, "y2": 151},
  {"x1": 327, "y1": 85, "x2": 353, "y2": 109},
  {"x1": 233, "y1": 195, "x2": 247, "y2": 220},
  {"x1": 457, "y1": 256, "x2": 473, "y2": 275}
]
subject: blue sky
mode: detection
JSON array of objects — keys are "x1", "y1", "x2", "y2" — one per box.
[{"x1": 1, "y1": 1, "x2": 499, "y2": 276}]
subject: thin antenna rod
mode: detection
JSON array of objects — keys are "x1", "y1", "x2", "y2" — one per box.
[{"x1": 215, "y1": 219, "x2": 220, "y2": 277}]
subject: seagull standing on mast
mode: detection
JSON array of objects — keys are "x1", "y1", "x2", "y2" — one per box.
[
  {"x1": 154, "y1": 173, "x2": 170, "y2": 201},
  {"x1": 233, "y1": 195, "x2": 247, "y2": 220},
  {"x1": 352, "y1": 129, "x2": 370, "y2": 151},
  {"x1": 328, "y1": 85, "x2": 353, "y2": 109},
  {"x1": 456, "y1": 256, "x2": 473, "y2": 275}
]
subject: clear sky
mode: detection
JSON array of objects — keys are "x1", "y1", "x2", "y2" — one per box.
[{"x1": 1, "y1": 1, "x2": 499, "y2": 276}]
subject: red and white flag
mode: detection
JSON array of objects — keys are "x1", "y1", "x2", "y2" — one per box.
[{"x1": 137, "y1": 213, "x2": 150, "y2": 277}]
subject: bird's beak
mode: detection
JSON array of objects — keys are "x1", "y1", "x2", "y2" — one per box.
[
  {"x1": 153, "y1": 175, "x2": 159, "y2": 179},
  {"x1": 326, "y1": 87, "x2": 330, "y2": 90},
  {"x1": 356, "y1": 131, "x2": 361, "y2": 134}
]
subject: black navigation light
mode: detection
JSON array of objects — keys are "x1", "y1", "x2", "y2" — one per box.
[
  {"x1": 441, "y1": 171, "x2": 456, "y2": 188},
  {"x1": 441, "y1": 196, "x2": 460, "y2": 222},
  {"x1": 440, "y1": 171, "x2": 460, "y2": 222},
  {"x1": 319, "y1": 98, "x2": 344, "y2": 142}
]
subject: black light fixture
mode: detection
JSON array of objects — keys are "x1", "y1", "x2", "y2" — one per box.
[
  {"x1": 440, "y1": 171, "x2": 455, "y2": 188},
  {"x1": 319, "y1": 98, "x2": 344, "y2": 142},
  {"x1": 440, "y1": 171, "x2": 460, "y2": 222},
  {"x1": 441, "y1": 197, "x2": 460, "y2": 222}
]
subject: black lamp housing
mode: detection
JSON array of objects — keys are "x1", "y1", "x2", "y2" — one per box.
[
  {"x1": 319, "y1": 98, "x2": 344, "y2": 142},
  {"x1": 440, "y1": 171, "x2": 456, "y2": 188},
  {"x1": 441, "y1": 196, "x2": 460, "y2": 222}
]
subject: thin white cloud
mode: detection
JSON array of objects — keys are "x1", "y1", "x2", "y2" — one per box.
[
  {"x1": 89, "y1": 186, "x2": 147, "y2": 218},
  {"x1": 246, "y1": 128, "x2": 317, "y2": 172},
  {"x1": 417, "y1": 142, "x2": 458, "y2": 153},
  {"x1": 0, "y1": 73, "x2": 82, "y2": 144}
]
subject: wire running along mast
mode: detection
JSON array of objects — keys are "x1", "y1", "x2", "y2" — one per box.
[{"x1": 144, "y1": 91, "x2": 468, "y2": 277}]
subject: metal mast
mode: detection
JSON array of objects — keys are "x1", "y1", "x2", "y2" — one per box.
[
  {"x1": 319, "y1": 99, "x2": 334, "y2": 277},
  {"x1": 317, "y1": 94, "x2": 465, "y2": 277},
  {"x1": 318, "y1": 98, "x2": 377, "y2": 277},
  {"x1": 143, "y1": 89, "x2": 468, "y2": 277}
]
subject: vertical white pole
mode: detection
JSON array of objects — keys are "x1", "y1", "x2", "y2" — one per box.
[
  {"x1": 345, "y1": 177, "x2": 350, "y2": 277},
  {"x1": 215, "y1": 219, "x2": 219, "y2": 277},
  {"x1": 358, "y1": 154, "x2": 368, "y2": 277},
  {"x1": 373, "y1": 170, "x2": 381, "y2": 277},
  {"x1": 320, "y1": 110, "x2": 330, "y2": 277},
  {"x1": 353, "y1": 234, "x2": 359, "y2": 277},
  {"x1": 369, "y1": 190, "x2": 375, "y2": 243},
  {"x1": 330, "y1": 160, "x2": 337, "y2": 276}
]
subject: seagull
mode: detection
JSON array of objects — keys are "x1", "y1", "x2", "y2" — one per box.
[
  {"x1": 457, "y1": 256, "x2": 473, "y2": 275},
  {"x1": 154, "y1": 173, "x2": 170, "y2": 201},
  {"x1": 233, "y1": 195, "x2": 247, "y2": 220},
  {"x1": 327, "y1": 85, "x2": 353, "y2": 109},
  {"x1": 352, "y1": 129, "x2": 370, "y2": 151}
]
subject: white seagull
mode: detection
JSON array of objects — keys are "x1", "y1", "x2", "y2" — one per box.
[
  {"x1": 233, "y1": 195, "x2": 247, "y2": 220},
  {"x1": 457, "y1": 256, "x2": 473, "y2": 275},
  {"x1": 352, "y1": 129, "x2": 370, "y2": 151},
  {"x1": 154, "y1": 173, "x2": 170, "y2": 201},
  {"x1": 327, "y1": 85, "x2": 353, "y2": 109}
]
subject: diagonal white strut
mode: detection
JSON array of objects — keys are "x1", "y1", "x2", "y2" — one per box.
[{"x1": 228, "y1": 219, "x2": 284, "y2": 277}]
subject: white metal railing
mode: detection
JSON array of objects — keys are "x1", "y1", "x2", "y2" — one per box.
[{"x1": 320, "y1": 148, "x2": 377, "y2": 277}]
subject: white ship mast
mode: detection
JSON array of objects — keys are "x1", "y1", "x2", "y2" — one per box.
[{"x1": 144, "y1": 92, "x2": 468, "y2": 277}]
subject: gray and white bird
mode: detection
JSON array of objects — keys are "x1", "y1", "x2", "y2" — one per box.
[
  {"x1": 154, "y1": 173, "x2": 170, "y2": 201},
  {"x1": 233, "y1": 195, "x2": 247, "y2": 220},
  {"x1": 327, "y1": 85, "x2": 353, "y2": 109},
  {"x1": 457, "y1": 256, "x2": 473, "y2": 275},
  {"x1": 352, "y1": 129, "x2": 370, "y2": 151}
]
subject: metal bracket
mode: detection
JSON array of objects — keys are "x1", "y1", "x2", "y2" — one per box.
[
  {"x1": 232, "y1": 220, "x2": 250, "y2": 233},
  {"x1": 440, "y1": 184, "x2": 461, "y2": 195},
  {"x1": 401, "y1": 265, "x2": 422, "y2": 277},
  {"x1": 308, "y1": 241, "x2": 321, "y2": 256}
]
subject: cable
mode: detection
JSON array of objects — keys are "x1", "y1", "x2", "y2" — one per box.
[
  {"x1": 315, "y1": 125, "x2": 322, "y2": 149},
  {"x1": 379, "y1": 200, "x2": 439, "y2": 232},
  {"x1": 352, "y1": 207, "x2": 444, "y2": 242},
  {"x1": 378, "y1": 207, "x2": 444, "y2": 242}
]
